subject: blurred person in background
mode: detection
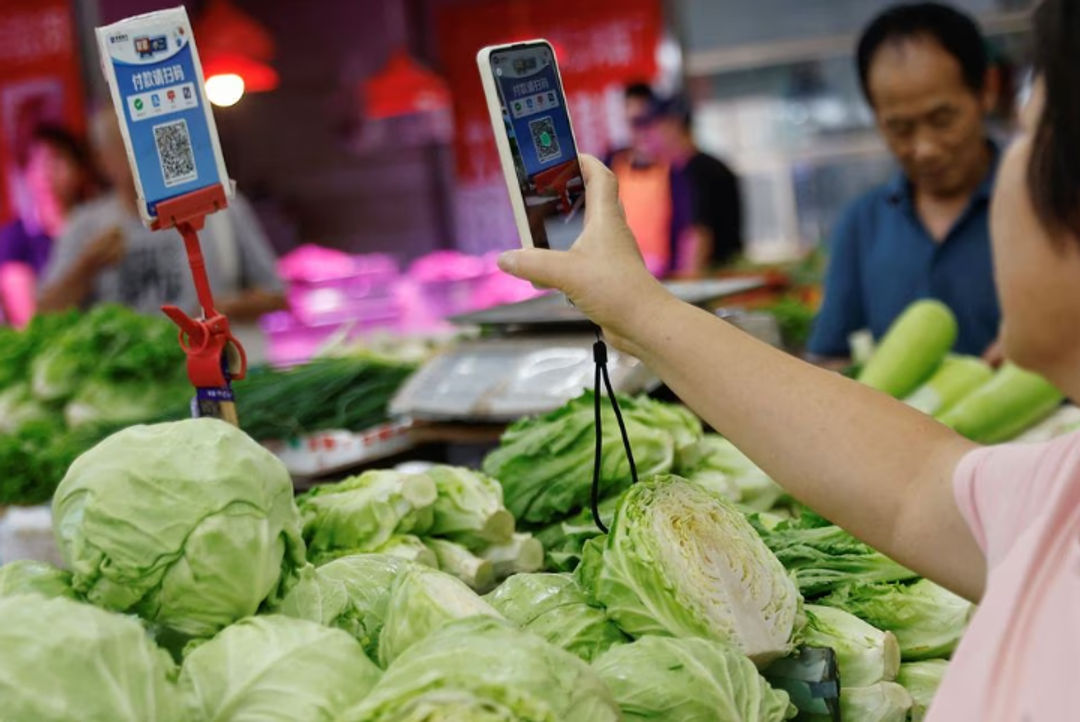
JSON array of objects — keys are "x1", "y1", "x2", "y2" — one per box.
[
  {"x1": 39, "y1": 109, "x2": 286, "y2": 326},
  {"x1": 607, "y1": 82, "x2": 672, "y2": 276},
  {"x1": 808, "y1": 2, "x2": 1002, "y2": 362},
  {"x1": 0, "y1": 125, "x2": 98, "y2": 327},
  {"x1": 639, "y1": 95, "x2": 743, "y2": 277}
]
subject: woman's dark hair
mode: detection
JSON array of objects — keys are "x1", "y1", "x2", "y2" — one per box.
[
  {"x1": 1027, "y1": 0, "x2": 1080, "y2": 242},
  {"x1": 856, "y1": 2, "x2": 987, "y2": 105}
]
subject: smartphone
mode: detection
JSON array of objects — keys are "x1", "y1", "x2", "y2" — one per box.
[{"x1": 477, "y1": 40, "x2": 585, "y2": 251}]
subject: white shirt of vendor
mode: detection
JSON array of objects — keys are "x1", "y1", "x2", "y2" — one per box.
[{"x1": 43, "y1": 192, "x2": 282, "y2": 315}]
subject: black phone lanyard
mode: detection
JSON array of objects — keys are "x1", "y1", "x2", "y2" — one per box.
[{"x1": 591, "y1": 327, "x2": 638, "y2": 532}]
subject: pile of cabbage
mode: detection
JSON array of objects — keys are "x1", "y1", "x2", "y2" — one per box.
[{"x1": 0, "y1": 390, "x2": 973, "y2": 721}]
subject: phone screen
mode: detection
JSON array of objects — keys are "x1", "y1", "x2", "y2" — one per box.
[{"x1": 490, "y1": 43, "x2": 585, "y2": 251}]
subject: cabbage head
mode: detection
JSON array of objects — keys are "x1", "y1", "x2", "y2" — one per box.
[
  {"x1": 593, "y1": 635, "x2": 795, "y2": 722},
  {"x1": 484, "y1": 572, "x2": 627, "y2": 661},
  {"x1": 0, "y1": 595, "x2": 182, "y2": 722},
  {"x1": 426, "y1": 465, "x2": 514, "y2": 547},
  {"x1": 482, "y1": 391, "x2": 679, "y2": 524},
  {"x1": 52, "y1": 418, "x2": 306, "y2": 637},
  {"x1": 896, "y1": 660, "x2": 948, "y2": 722},
  {"x1": 674, "y1": 434, "x2": 787, "y2": 511},
  {"x1": 298, "y1": 470, "x2": 436, "y2": 556},
  {"x1": 378, "y1": 565, "x2": 503, "y2": 666},
  {"x1": 802, "y1": 604, "x2": 899, "y2": 687},
  {"x1": 278, "y1": 554, "x2": 413, "y2": 659},
  {"x1": 535, "y1": 496, "x2": 618, "y2": 572},
  {"x1": 342, "y1": 615, "x2": 621, "y2": 722},
  {"x1": 750, "y1": 513, "x2": 916, "y2": 597},
  {"x1": 0, "y1": 559, "x2": 74, "y2": 599},
  {"x1": 818, "y1": 579, "x2": 973, "y2": 661},
  {"x1": 578, "y1": 475, "x2": 801, "y2": 664},
  {"x1": 179, "y1": 614, "x2": 381, "y2": 721},
  {"x1": 831, "y1": 682, "x2": 912, "y2": 722}
]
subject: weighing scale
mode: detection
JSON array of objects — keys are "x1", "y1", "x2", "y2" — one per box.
[{"x1": 391, "y1": 277, "x2": 767, "y2": 423}]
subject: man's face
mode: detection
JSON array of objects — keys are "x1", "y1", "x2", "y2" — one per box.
[
  {"x1": 625, "y1": 95, "x2": 653, "y2": 158},
  {"x1": 868, "y1": 35, "x2": 992, "y2": 198}
]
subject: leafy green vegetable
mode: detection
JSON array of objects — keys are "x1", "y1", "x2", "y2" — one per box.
[
  {"x1": 373, "y1": 534, "x2": 439, "y2": 566},
  {"x1": 298, "y1": 470, "x2": 437, "y2": 557},
  {"x1": 937, "y1": 362, "x2": 1064, "y2": 443},
  {"x1": 579, "y1": 476, "x2": 802, "y2": 664},
  {"x1": 623, "y1": 394, "x2": 702, "y2": 449},
  {"x1": 0, "y1": 310, "x2": 80, "y2": 390},
  {"x1": 178, "y1": 615, "x2": 381, "y2": 721},
  {"x1": 857, "y1": 300, "x2": 956, "y2": 398},
  {"x1": 0, "y1": 560, "x2": 74, "y2": 599},
  {"x1": 63, "y1": 377, "x2": 190, "y2": 429},
  {"x1": 896, "y1": 660, "x2": 948, "y2": 721},
  {"x1": 0, "y1": 306, "x2": 193, "y2": 505},
  {"x1": 425, "y1": 538, "x2": 495, "y2": 591},
  {"x1": 30, "y1": 305, "x2": 187, "y2": 402},
  {"x1": 480, "y1": 532, "x2": 545, "y2": 581},
  {"x1": 593, "y1": 635, "x2": 796, "y2": 721},
  {"x1": 377, "y1": 565, "x2": 503, "y2": 666},
  {"x1": 802, "y1": 604, "x2": 899, "y2": 687},
  {"x1": 766, "y1": 296, "x2": 817, "y2": 351},
  {"x1": 818, "y1": 579, "x2": 972, "y2": 661},
  {"x1": 675, "y1": 434, "x2": 787, "y2": 511},
  {"x1": 234, "y1": 355, "x2": 415, "y2": 441},
  {"x1": 52, "y1": 418, "x2": 306, "y2": 638},
  {"x1": 277, "y1": 554, "x2": 413, "y2": 659},
  {"x1": 343, "y1": 615, "x2": 621, "y2": 722},
  {"x1": 0, "y1": 595, "x2": 183, "y2": 721},
  {"x1": 903, "y1": 355, "x2": 993, "y2": 416},
  {"x1": 426, "y1": 465, "x2": 514, "y2": 548},
  {"x1": 826, "y1": 682, "x2": 912, "y2": 722},
  {"x1": 482, "y1": 391, "x2": 690, "y2": 524},
  {"x1": 535, "y1": 496, "x2": 618, "y2": 572},
  {"x1": 0, "y1": 382, "x2": 53, "y2": 433},
  {"x1": 484, "y1": 573, "x2": 627, "y2": 661},
  {"x1": 750, "y1": 514, "x2": 916, "y2": 598}
]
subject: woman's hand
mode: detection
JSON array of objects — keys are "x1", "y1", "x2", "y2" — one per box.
[{"x1": 497, "y1": 155, "x2": 672, "y2": 349}]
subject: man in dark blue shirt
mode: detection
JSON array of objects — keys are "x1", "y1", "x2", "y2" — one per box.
[{"x1": 809, "y1": 3, "x2": 1002, "y2": 358}]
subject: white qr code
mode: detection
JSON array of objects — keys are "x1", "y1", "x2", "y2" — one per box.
[
  {"x1": 528, "y1": 116, "x2": 562, "y2": 163},
  {"x1": 153, "y1": 119, "x2": 197, "y2": 187}
]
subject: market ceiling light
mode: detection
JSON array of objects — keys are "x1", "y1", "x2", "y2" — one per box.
[
  {"x1": 195, "y1": 0, "x2": 279, "y2": 103},
  {"x1": 205, "y1": 73, "x2": 245, "y2": 107}
]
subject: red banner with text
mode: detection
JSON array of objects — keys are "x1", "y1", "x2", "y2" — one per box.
[
  {"x1": 438, "y1": 0, "x2": 661, "y2": 253},
  {"x1": 0, "y1": 0, "x2": 85, "y2": 224}
]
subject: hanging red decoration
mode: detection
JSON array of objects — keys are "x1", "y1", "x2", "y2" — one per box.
[
  {"x1": 194, "y1": 0, "x2": 279, "y2": 93},
  {"x1": 364, "y1": 48, "x2": 451, "y2": 120}
]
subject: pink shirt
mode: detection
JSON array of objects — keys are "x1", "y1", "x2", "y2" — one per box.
[{"x1": 928, "y1": 431, "x2": 1080, "y2": 721}]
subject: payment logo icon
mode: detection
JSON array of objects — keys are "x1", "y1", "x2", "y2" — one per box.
[
  {"x1": 526, "y1": 98, "x2": 533, "y2": 109},
  {"x1": 134, "y1": 98, "x2": 144, "y2": 111},
  {"x1": 151, "y1": 94, "x2": 160, "y2": 107}
]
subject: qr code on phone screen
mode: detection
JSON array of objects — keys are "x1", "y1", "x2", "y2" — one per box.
[
  {"x1": 153, "y1": 119, "x2": 197, "y2": 187},
  {"x1": 528, "y1": 116, "x2": 562, "y2": 163}
]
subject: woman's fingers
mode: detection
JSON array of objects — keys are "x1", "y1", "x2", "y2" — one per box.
[
  {"x1": 579, "y1": 154, "x2": 620, "y2": 224},
  {"x1": 497, "y1": 248, "x2": 576, "y2": 290}
]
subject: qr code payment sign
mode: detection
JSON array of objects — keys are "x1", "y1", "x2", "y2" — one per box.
[
  {"x1": 528, "y1": 116, "x2": 562, "y2": 163},
  {"x1": 153, "y1": 118, "x2": 198, "y2": 187}
]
